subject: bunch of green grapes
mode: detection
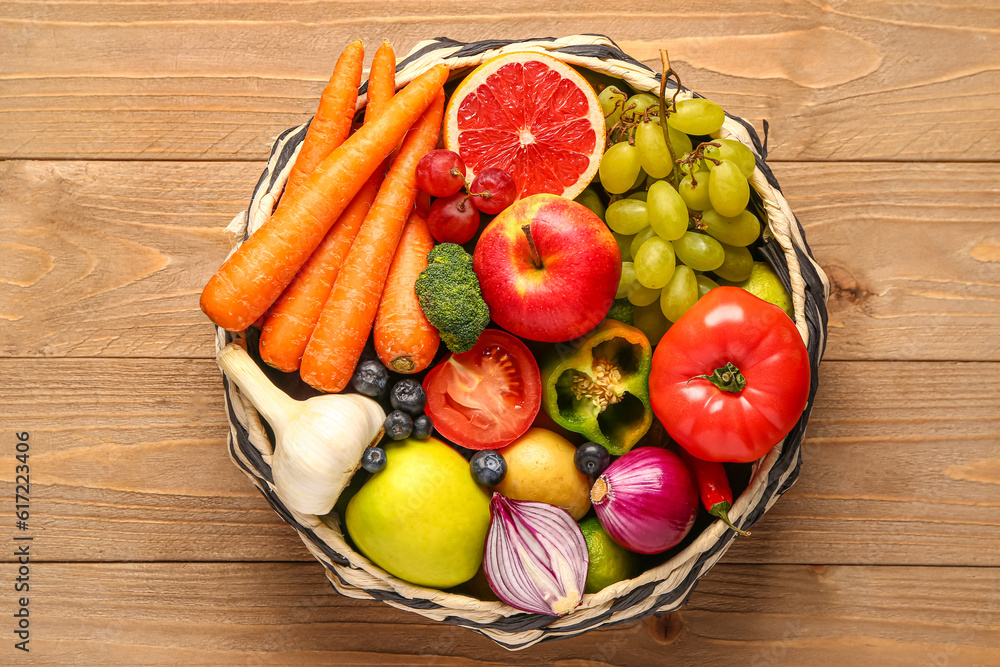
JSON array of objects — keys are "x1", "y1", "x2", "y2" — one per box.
[{"x1": 580, "y1": 86, "x2": 762, "y2": 345}]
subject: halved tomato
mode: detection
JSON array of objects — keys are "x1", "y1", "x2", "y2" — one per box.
[{"x1": 422, "y1": 330, "x2": 541, "y2": 450}]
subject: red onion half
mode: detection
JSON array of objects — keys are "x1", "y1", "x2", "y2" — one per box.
[
  {"x1": 590, "y1": 447, "x2": 698, "y2": 554},
  {"x1": 484, "y1": 493, "x2": 589, "y2": 616}
]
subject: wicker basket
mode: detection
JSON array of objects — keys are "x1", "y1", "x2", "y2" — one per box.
[{"x1": 215, "y1": 34, "x2": 830, "y2": 650}]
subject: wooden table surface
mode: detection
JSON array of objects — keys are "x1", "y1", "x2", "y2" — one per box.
[{"x1": 3, "y1": 1, "x2": 999, "y2": 664}]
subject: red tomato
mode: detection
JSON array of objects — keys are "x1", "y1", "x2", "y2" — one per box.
[
  {"x1": 649, "y1": 287, "x2": 811, "y2": 463},
  {"x1": 423, "y1": 330, "x2": 541, "y2": 450}
]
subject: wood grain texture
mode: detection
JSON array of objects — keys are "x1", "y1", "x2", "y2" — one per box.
[
  {"x1": 3, "y1": 1, "x2": 999, "y2": 161},
  {"x1": 2, "y1": 160, "x2": 998, "y2": 361},
  {"x1": 6, "y1": 562, "x2": 998, "y2": 665},
  {"x1": 1, "y1": 358, "x2": 997, "y2": 565}
]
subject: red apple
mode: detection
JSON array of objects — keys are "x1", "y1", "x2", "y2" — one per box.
[{"x1": 472, "y1": 193, "x2": 622, "y2": 343}]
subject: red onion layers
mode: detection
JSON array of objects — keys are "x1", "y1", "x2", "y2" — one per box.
[{"x1": 484, "y1": 493, "x2": 589, "y2": 616}]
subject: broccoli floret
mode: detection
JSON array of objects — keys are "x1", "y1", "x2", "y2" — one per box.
[
  {"x1": 415, "y1": 243, "x2": 490, "y2": 353},
  {"x1": 605, "y1": 299, "x2": 635, "y2": 326}
]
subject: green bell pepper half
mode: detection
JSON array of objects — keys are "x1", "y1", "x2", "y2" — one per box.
[{"x1": 540, "y1": 320, "x2": 653, "y2": 456}]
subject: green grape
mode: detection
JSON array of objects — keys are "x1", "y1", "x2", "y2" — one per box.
[
  {"x1": 606, "y1": 199, "x2": 649, "y2": 235},
  {"x1": 632, "y1": 302, "x2": 670, "y2": 345},
  {"x1": 627, "y1": 279, "x2": 661, "y2": 307},
  {"x1": 622, "y1": 93, "x2": 659, "y2": 123},
  {"x1": 703, "y1": 139, "x2": 756, "y2": 179},
  {"x1": 708, "y1": 159, "x2": 750, "y2": 217},
  {"x1": 673, "y1": 231, "x2": 725, "y2": 271},
  {"x1": 599, "y1": 142, "x2": 642, "y2": 194},
  {"x1": 713, "y1": 243, "x2": 754, "y2": 282},
  {"x1": 630, "y1": 166, "x2": 647, "y2": 191},
  {"x1": 696, "y1": 273, "x2": 720, "y2": 297},
  {"x1": 575, "y1": 188, "x2": 606, "y2": 221},
  {"x1": 627, "y1": 190, "x2": 648, "y2": 202},
  {"x1": 630, "y1": 226, "x2": 657, "y2": 259},
  {"x1": 669, "y1": 125, "x2": 694, "y2": 157},
  {"x1": 633, "y1": 237, "x2": 676, "y2": 289},
  {"x1": 660, "y1": 265, "x2": 699, "y2": 322},
  {"x1": 617, "y1": 261, "x2": 636, "y2": 298},
  {"x1": 635, "y1": 121, "x2": 673, "y2": 179},
  {"x1": 647, "y1": 181, "x2": 688, "y2": 241},
  {"x1": 667, "y1": 98, "x2": 725, "y2": 135},
  {"x1": 678, "y1": 170, "x2": 712, "y2": 211},
  {"x1": 599, "y1": 85, "x2": 628, "y2": 130},
  {"x1": 612, "y1": 232, "x2": 633, "y2": 261},
  {"x1": 700, "y1": 209, "x2": 760, "y2": 247}
]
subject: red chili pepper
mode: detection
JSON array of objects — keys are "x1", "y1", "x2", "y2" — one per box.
[{"x1": 678, "y1": 448, "x2": 750, "y2": 536}]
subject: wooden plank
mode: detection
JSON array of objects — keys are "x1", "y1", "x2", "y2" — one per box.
[
  {"x1": 1, "y1": 359, "x2": 997, "y2": 565},
  {"x1": 3, "y1": 1, "x2": 999, "y2": 161},
  {"x1": 0, "y1": 160, "x2": 232, "y2": 358},
  {"x1": 2, "y1": 160, "x2": 998, "y2": 361},
  {"x1": 9, "y1": 562, "x2": 999, "y2": 665},
  {"x1": 0, "y1": 357, "x2": 314, "y2": 563}
]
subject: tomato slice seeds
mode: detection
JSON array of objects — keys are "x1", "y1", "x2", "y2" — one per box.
[{"x1": 423, "y1": 330, "x2": 541, "y2": 450}]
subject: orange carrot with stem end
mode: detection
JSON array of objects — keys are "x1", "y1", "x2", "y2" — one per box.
[
  {"x1": 283, "y1": 40, "x2": 364, "y2": 198},
  {"x1": 199, "y1": 63, "x2": 450, "y2": 332},
  {"x1": 259, "y1": 42, "x2": 397, "y2": 372},
  {"x1": 374, "y1": 211, "x2": 440, "y2": 373},
  {"x1": 300, "y1": 90, "x2": 446, "y2": 392}
]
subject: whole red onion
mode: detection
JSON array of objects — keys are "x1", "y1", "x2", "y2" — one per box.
[{"x1": 590, "y1": 447, "x2": 698, "y2": 554}]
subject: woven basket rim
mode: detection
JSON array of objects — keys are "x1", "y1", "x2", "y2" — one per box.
[{"x1": 214, "y1": 34, "x2": 831, "y2": 650}]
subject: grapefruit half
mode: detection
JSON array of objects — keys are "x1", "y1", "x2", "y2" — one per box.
[{"x1": 443, "y1": 52, "x2": 605, "y2": 201}]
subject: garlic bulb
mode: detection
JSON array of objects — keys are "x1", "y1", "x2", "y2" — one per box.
[{"x1": 217, "y1": 344, "x2": 385, "y2": 515}]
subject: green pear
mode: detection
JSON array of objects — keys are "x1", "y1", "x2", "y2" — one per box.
[{"x1": 345, "y1": 437, "x2": 490, "y2": 588}]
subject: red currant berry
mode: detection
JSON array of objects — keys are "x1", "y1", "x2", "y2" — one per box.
[
  {"x1": 427, "y1": 193, "x2": 481, "y2": 244},
  {"x1": 416, "y1": 149, "x2": 466, "y2": 197},
  {"x1": 469, "y1": 168, "x2": 516, "y2": 215}
]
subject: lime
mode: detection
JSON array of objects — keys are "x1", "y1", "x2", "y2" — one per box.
[
  {"x1": 579, "y1": 517, "x2": 635, "y2": 594},
  {"x1": 734, "y1": 261, "x2": 792, "y2": 315}
]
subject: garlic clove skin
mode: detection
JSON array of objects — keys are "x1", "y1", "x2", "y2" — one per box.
[
  {"x1": 217, "y1": 344, "x2": 386, "y2": 516},
  {"x1": 484, "y1": 493, "x2": 589, "y2": 616}
]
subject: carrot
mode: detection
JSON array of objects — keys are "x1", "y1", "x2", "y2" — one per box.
[
  {"x1": 259, "y1": 43, "x2": 397, "y2": 372},
  {"x1": 365, "y1": 41, "x2": 397, "y2": 124},
  {"x1": 374, "y1": 211, "x2": 440, "y2": 373},
  {"x1": 258, "y1": 177, "x2": 379, "y2": 370},
  {"x1": 199, "y1": 63, "x2": 450, "y2": 332},
  {"x1": 282, "y1": 40, "x2": 364, "y2": 198},
  {"x1": 300, "y1": 90, "x2": 446, "y2": 392}
]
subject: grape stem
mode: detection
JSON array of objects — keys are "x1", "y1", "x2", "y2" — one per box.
[
  {"x1": 521, "y1": 224, "x2": 543, "y2": 269},
  {"x1": 658, "y1": 49, "x2": 682, "y2": 186},
  {"x1": 689, "y1": 210, "x2": 704, "y2": 232},
  {"x1": 677, "y1": 141, "x2": 722, "y2": 187}
]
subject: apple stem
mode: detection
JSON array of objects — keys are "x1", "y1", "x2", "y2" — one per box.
[{"x1": 521, "y1": 224, "x2": 543, "y2": 269}]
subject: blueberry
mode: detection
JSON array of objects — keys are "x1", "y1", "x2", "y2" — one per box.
[
  {"x1": 361, "y1": 446, "x2": 387, "y2": 473},
  {"x1": 390, "y1": 379, "x2": 427, "y2": 415},
  {"x1": 384, "y1": 410, "x2": 413, "y2": 440},
  {"x1": 470, "y1": 450, "x2": 507, "y2": 486},
  {"x1": 574, "y1": 442, "x2": 611, "y2": 477},
  {"x1": 352, "y1": 360, "x2": 389, "y2": 397},
  {"x1": 412, "y1": 414, "x2": 434, "y2": 440}
]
